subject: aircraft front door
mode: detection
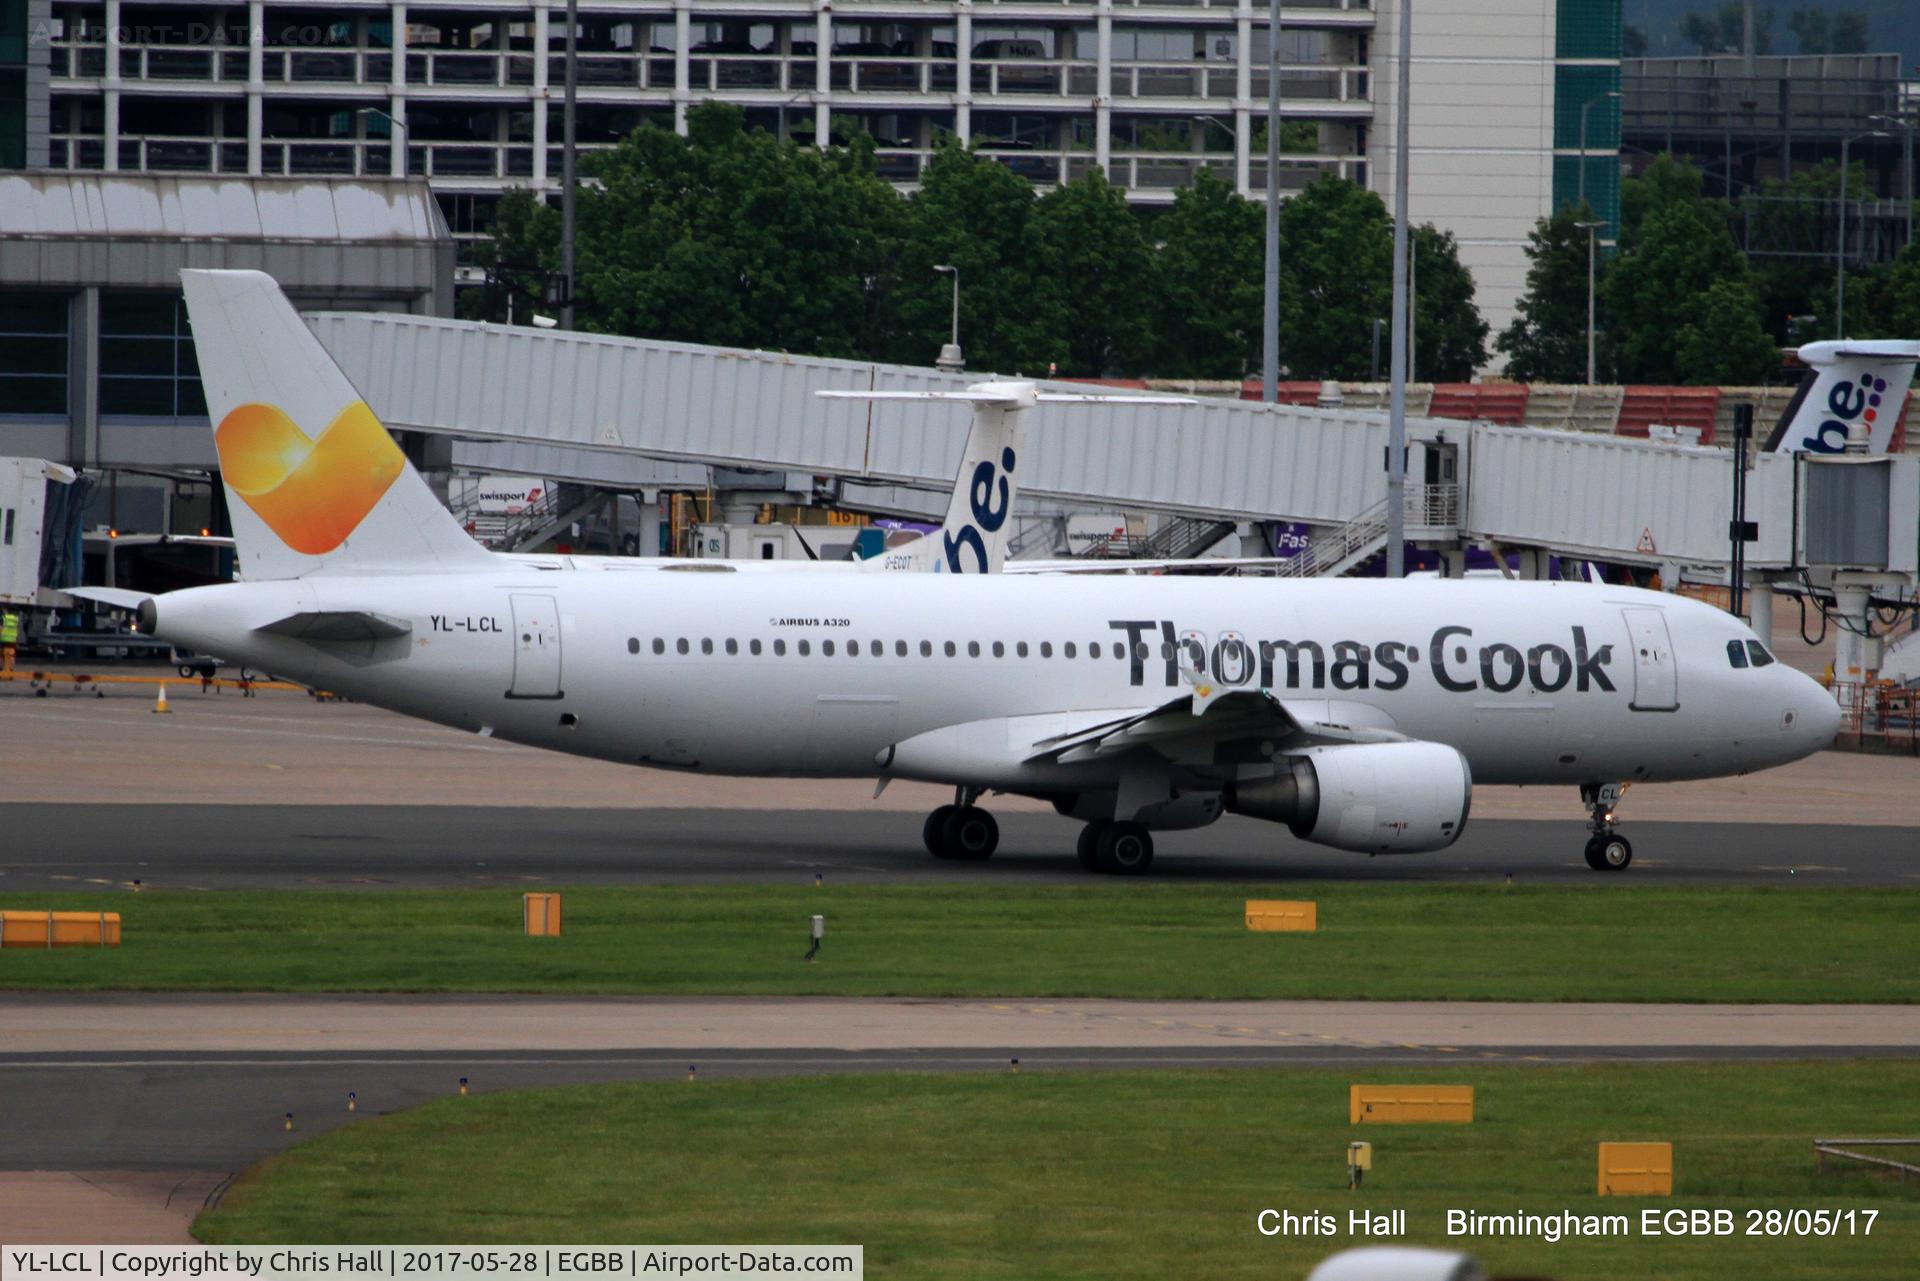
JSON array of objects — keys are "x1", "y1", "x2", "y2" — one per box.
[
  {"x1": 508, "y1": 593, "x2": 562, "y2": 699},
  {"x1": 1622, "y1": 607, "x2": 1677, "y2": 711}
]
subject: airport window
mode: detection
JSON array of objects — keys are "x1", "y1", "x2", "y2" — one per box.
[
  {"x1": 944, "y1": 641, "x2": 957, "y2": 657},
  {"x1": 896, "y1": 640, "x2": 908, "y2": 657},
  {"x1": 750, "y1": 639, "x2": 762, "y2": 655},
  {"x1": 968, "y1": 641, "x2": 981, "y2": 658},
  {"x1": 99, "y1": 292, "x2": 207, "y2": 419},
  {"x1": 725, "y1": 638, "x2": 738, "y2": 655},
  {"x1": 774, "y1": 639, "x2": 786, "y2": 656},
  {"x1": 919, "y1": 641, "x2": 932, "y2": 657},
  {"x1": 993, "y1": 641, "x2": 1006, "y2": 658},
  {"x1": 798, "y1": 640, "x2": 811, "y2": 656},
  {"x1": 1064, "y1": 642, "x2": 1076, "y2": 658},
  {"x1": 627, "y1": 637, "x2": 640, "y2": 654},
  {"x1": 823, "y1": 639, "x2": 836, "y2": 656},
  {"x1": 652, "y1": 638, "x2": 665, "y2": 655},
  {"x1": 0, "y1": 292, "x2": 71, "y2": 418},
  {"x1": 701, "y1": 638, "x2": 714, "y2": 655},
  {"x1": 1726, "y1": 640, "x2": 1748, "y2": 669},
  {"x1": 1016, "y1": 641, "x2": 1029, "y2": 658},
  {"x1": 676, "y1": 638, "x2": 690, "y2": 655},
  {"x1": 1040, "y1": 641, "x2": 1053, "y2": 658},
  {"x1": 1747, "y1": 641, "x2": 1776, "y2": 667}
]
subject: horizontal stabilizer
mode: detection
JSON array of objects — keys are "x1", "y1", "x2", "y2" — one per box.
[
  {"x1": 817, "y1": 382, "x2": 1192, "y2": 410},
  {"x1": 255, "y1": 610, "x2": 413, "y2": 643},
  {"x1": 62, "y1": 586, "x2": 154, "y2": 611}
]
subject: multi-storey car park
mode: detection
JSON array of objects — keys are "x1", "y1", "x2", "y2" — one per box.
[{"x1": 13, "y1": 0, "x2": 1623, "y2": 335}]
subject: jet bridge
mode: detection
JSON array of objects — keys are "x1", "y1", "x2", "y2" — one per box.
[
  {"x1": 303, "y1": 312, "x2": 1917, "y2": 599},
  {"x1": 306, "y1": 312, "x2": 1468, "y2": 530}
]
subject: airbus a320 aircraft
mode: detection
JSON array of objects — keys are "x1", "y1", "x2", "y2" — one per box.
[{"x1": 83, "y1": 270, "x2": 1842, "y2": 876}]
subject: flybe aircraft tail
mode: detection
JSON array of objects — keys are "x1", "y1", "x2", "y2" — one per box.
[
  {"x1": 1765, "y1": 339, "x2": 1920, "y2": 455},
  {"x1": 819, "y1": 383, "x2": 1190, "y2": 573},
  {"x1": 179, "y1": 269, "x2": 493, "y2": 579}
]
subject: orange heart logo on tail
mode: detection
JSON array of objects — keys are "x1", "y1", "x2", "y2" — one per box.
[{"x1": 215, "y1": 401, "x2": 405, "y2": 554}]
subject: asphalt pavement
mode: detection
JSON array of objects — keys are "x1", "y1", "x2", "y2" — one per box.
[{"x1": 2, "y1": 803, "x2": 1915, "y2": 887}]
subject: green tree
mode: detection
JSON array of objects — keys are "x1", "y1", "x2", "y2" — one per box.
[
  {"x1": 462, "y1": 188, "x2": 561, "y2": 325},
  {"x1": 1411, "y1": 224, "x2": 1489, "y2": 381},
  {"x1": 1743, "y1": 160, "x2": 1873, "y2": 341},
  {"x1": 886, "y1": 143, "x2": 1062, "y2": 374},
  {"x1": 571, "y1": 103, "x2": 904, "y2": 359},
  {"x1": 1817, "y1": 242, "x2": 1920, "y2": 340},
  {"x1": 1273, "y1": 176, "x2": 1394, "y2": 380},
  {"x1": 1606, "y1": 163, "x2": 1776, "y2": 384},
  {"x1": 1028, "y1": 168, "x2": 1156, "y2": 376},
  {"x1": 1146, "y1": 171, "x2": 1262, "y2": 379},
  {"x1": 1830, "y1": 8, "x2": 1870, "y2": 53},
  {"x1": 1496, "y1": 204, "x2": 1606, "y2": 383},
  {"x1": 1682, "y1": 3, "x2": 1773, "y2": 55}
]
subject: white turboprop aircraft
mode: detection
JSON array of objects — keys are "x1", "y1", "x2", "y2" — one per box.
[{"x1": 85, "y1": 270, "x2": 1843, "y2": 875}]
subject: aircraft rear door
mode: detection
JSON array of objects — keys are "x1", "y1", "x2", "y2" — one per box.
[
  {"x1": 1622, "y1": 607, "x2": 1677, "y2": 711},
  {"x1": 508, "y1": 593, "x2": 562, "y2": 699}
]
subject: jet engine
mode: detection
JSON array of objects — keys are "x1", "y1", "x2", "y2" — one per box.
[{"x1": 1225, "y1": 742, "x2": 1472, "y2": 854}]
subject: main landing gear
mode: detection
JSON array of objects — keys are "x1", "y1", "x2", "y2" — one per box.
[
  {"x1": 1076, "y1": 820, "x2": 1155, "y2": 875},
  {"x1": 924, "y1": 787, "x2": 999, "y2": 861},
  {"x1": 1581, "y1": 782, "x2": 1632, "y2": 871}
]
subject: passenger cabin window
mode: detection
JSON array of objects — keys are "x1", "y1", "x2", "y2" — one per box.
[
  {"x1": 920, "y1": 641, "x2": 933, "y2": 657},
  {"x1": 798, "y1": 640, "x2": 810, "y2": 656},
  {"x1": 968, "y1": 641, "x2": 981, "y2": 658},
  {"x1": 652, "y1": 638, "x2": 666, "y2": 655},
  {"x1": 627, "y1": 638, "x2": 640, "y2": 654},
  {"x1": 750, "y1": 639, "x2": 762, "y2": 655},
  {"x1": 992, "y1": 641, "x2": 1005, "y2": 658},
  {"x1": 701, "y1": 638, "x2": 713, "y2": 655},
  {"x1": 944, "y1": 641, "x2": 957, "y2": 657},
  {"x1": 1726, "y1": 640, "x2": 1748, "y2": 669},
  {"x1": 1016, "y1": 641, "x2": 1029, "y2": 658},
  {"x1": 823, "y1": 640, "x2": 835, "y2": 656},
  {"x1": 774, "y1": 639, "x2": 787, "y2": 655},
  {"x1": 896, "y1": 640, "x2": 908, "y2": 657},
  {"x1": 725, "y1": 639, "x2": 738, "y2": 655},
  {"x1": 1746, "y1": 640, "x2": 1776, "y2": 667},
  {"x1": 676, "y1": 638, "x2": 690, "y2": 655},
  {"x1": 1063, "y1": 642, "x2": 1076, "y2": 658}
]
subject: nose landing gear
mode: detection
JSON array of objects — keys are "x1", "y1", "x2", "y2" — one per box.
[
  {"x1": 1581, "y1": 782, "x2": 1632, "y2": 871},
  {"x1": 923, "y1": 787, "x2": 999, "y2": 861}
]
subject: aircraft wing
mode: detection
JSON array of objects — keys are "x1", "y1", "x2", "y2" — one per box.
[{"x1": 1025, "y1": 690, "x2": 1404, "y2": 765}]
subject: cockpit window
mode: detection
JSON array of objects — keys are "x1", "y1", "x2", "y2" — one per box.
[
  {"x1": 1746, "y1": 640, "x2": 1776, "y2": 667},
  {"x1": 1726, "y1": 640, "x2": 1749, "y2": 669}
]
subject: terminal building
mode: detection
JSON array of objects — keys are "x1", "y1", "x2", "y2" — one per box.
[{"x1": 3, "y1": 0, "x2": 1623, "y2": 338}]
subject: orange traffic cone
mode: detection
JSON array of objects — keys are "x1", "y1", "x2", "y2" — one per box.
[{"x1": 153, "y1": 682, "x2": 172, "y2": 714}]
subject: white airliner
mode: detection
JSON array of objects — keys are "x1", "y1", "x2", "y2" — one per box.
[{"x1": 84, "y1": 270, "x2": 1843, "y2": 875}]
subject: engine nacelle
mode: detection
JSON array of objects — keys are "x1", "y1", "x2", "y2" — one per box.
[{"x1": 1226, "y1": 742, "x2": 1472, "y2": 854}]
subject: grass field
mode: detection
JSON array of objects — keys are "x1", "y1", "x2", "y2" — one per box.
[
  {"x1": 1, "y1": 884, "x2": 1915, "y2": 1001},
  {"x1": 195, "y1": 1061, "x2": 1920, "y2": 1279}
]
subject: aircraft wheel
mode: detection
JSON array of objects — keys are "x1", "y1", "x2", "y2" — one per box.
[
  {"x1": 923, "y1": 805, "x2": 958, "y2": 857},
  {"x1": 1584, "y1": 834, "x2": 1632, "y2": 871},
  {"x1": 1076, "y1": 822, "x2": 1104, "y2": 871},
  {"x1": 940, "y1": 806, "x2": 999, "y2": 860},
  {"x1": 1097, "y1": 822, "x2": 1155, "y2": 875}
]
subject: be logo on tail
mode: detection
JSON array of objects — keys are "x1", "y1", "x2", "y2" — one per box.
[
  {"x1": 1796, "y1": 374, "x2": 1893, "y2": 454},
  {"x1": 942, "y1": 447, "x2": 1017, "y2": 574},
  {"x1": 216, "y1": 401, "x2": 405, "y2": 554}
]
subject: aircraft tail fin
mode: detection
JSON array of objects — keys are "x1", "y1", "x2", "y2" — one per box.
[
  {"x1": 817, "y1": 382, "x2": 1190, "y2": 573},
  {"x1": 1764, "y1": 339, "x2": 1920, "y2": 454},
  {"x1": 179, "y1": 269, "x2": 493, "y2": 579}
]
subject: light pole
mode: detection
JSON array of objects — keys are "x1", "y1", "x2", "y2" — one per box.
[
  {"x1": 933, "y1": 264, "x2": 963, "y2": 372},
  {"x1": 1836, "y1": 129, "x2": 1888, "y2": 338},
  {"x1": 355, "y1": 106, "x2": 407, "y2": 170},
  {"x1": 561, "y1": 0, "x2": 579, "y2": 330},
  {"x1": 1385, "y1": 0, "x2": 1412, "y2": 578},
  {"x1": 1578, "y1": 89, "x2": 1621, "y2": 212},
  {"x1": 1871, "y1": 111, "x2": 1915, "y2": 252},
  {"x1": 1262, "y1": 0, "x2": 1283, "y2": 404},
  {"x1": 1575, "y1": 219, "x2": 1605, "y2": 385}
]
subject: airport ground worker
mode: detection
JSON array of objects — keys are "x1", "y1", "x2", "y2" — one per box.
[{"x1": 0, "y1": 607, "x2": 19, "y2": 673}]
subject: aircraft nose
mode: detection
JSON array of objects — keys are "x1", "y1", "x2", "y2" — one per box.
[{"x1": 1798, "y1": 678, "x2": 1843, "y2": 749}]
